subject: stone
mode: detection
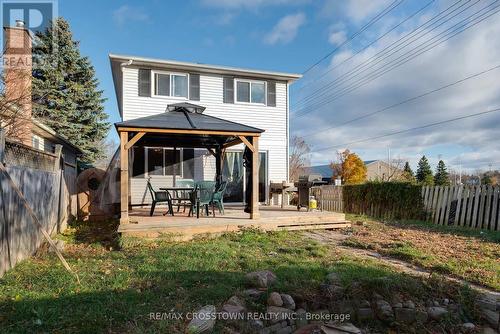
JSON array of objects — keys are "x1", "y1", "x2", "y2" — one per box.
[
  {"x1": 321, "y1": 284, "x2": 344, "y2": 298},
  {"x1": 246, "y1": 270, "x2": 277, "y2": 288},
  {"x1": 267, "y1": 306, "x2": 293, "y2": 323},
  {"x1": 268, "y1": 292, "x2": 284, "y2": 307},
  {"x1": 442, "y1": 298, "x2": 449, "y2": 305},
  {"x1": 226, "y1": 296, "x2": 245, "y2": 308},
  {"x1": 427, "y1": 307, "x2": 448, "y2": 321},
  {"x1": 276, "y1": 326, "x2": 293, "y2": 334},
  {"x1": 187, "y1": 305, "x2": 216, "y2": 334},
  {"x1": 222, "y1": 327, "x2": 240, "y2": 334},
  {"x1": 403, "y1": 300, "x2": 415, "y2": 309},
  {"x1": 359, "y1": 300, "x2": 370, "y2": 308},
  {"x1": 222, "y1": 304, "x2": 245, "y2": 317},
  {"x1": 415, "y1": 310, "x2": 428, "y2": 323},
  {"x1": 480, "y1": 328, "x2": 498, "y2": 334},
  {"x1": 394, "y1": 307, "x2": 416, "y2": 324},
  {"x1": 357, "y1": 308, "x2": 375, "y2": 321},
  {"x1": 295, "y1": 309, "x2": 308, "y2": 328},
  {"x1": 481, "y1": 309, "x2": 499, "y2": 328},
  {"x1": 461, "y1": 323, "x2": 475, "y2": 330},
  {"x1": 248, "y1": 319, "x2": 264, "y2": 330},
  {"x1": 292, "y1": 324, "x2": 322, "y2": 334},
  {"x1": 392, "y1": 302, "x2": 403, "y2": 309},
  {"x1": 375, "y1": 300, "x2": 394, "y2": 322},
  {"x1": 433, "y1": 300, "x2": 440, "y2": 306},
  {"x1": 281, "y1": 294, "x2": 296, "y2": 310},
  {"x1": 325, "y1": 272, "x2": 341, "y2": 285},
  {"x1": 321, "y1": 322, "x2": 362, "y2": 334},
  {"x1": 476, "y1": 298, "x2": 499, "y2": 312},
  {"x1": 243, "y1": 288, "x2": 265, "y2": 299}
]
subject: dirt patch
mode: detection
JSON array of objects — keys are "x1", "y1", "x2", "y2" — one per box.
[{"x1": 305, "y1": 219, "x2": 500, "y2": 291}]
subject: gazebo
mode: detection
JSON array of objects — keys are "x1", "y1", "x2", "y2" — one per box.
[{"x1": 115, "y1": 103, "x2": 264, "y2": 224}]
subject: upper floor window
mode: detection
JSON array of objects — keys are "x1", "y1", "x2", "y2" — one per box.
[
  {"x1": 153, "y1": 71, "x2": 188, "y2": 98},
  {"x1": 235, "y1": 79, "x2": 266, "y2": 104}
]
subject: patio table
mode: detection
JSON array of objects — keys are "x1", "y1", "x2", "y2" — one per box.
[{"x1": 159, "y1": 187, "x2": 197, "y2": 217}]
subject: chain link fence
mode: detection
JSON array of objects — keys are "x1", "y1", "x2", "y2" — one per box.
[{"x1": 4, "y1": 140, "x2": 58, "y2": 172}]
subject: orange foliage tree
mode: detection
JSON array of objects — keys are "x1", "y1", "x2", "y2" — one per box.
[{"x1": 334, "y1": 150, "x2": 367, "y2": 185}]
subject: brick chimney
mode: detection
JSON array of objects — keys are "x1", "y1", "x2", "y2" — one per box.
[{"x1": 3, "y1": 20, "x2": 33, "y2": 146}]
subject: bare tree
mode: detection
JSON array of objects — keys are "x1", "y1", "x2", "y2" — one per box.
[
  {"x1": 385, "y1": 157, "x2": 405, "y2": 181},
  {"x1": 93, "y1": 138, "x2": 118, "y2": 169},
  {"x1": 289, "y1": 135, "x2": 310, "y2": 181}
]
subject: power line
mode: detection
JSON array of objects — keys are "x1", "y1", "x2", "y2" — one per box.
[
  {"x1": 296, "y1": 0, "x2": 437, "y2": 95},
  {"x1": 301, "y1": 0, "x2": 405, "y2": 75},
  {"x1": 294, "y1": 0, "x2": 485, "y2": 112},
  {"x1": 310, "y1": 107, "x2": 500, "y2": 153},
  {"x1": 293, "y1": 1, "x2": 500, "y2": 117},
  {"x1": 294, "y1": 0, "x2": 469, "y2": 107},
  {"x1": 300, "y1": 63, "x2": 500, "y2": 138}
]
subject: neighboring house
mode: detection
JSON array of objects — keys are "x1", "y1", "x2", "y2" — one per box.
[
  {"x1": 109, "y1": 54, "x2": 301, "y2": 205},
  {"x1": 310, "y1": 160, "x2": 403, "y2": 183},
  {"x1": 1, "y1": 22, "x2": 82, "y2": 167}
]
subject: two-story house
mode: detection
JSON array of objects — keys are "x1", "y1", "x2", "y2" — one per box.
[{"x1": 109, "y1": 54, "x2": 301, "y2": 205}]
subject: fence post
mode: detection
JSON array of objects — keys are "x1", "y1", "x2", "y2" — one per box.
[
  {"x1": 54, "y1": 145, "x2": 64, "y2": 233},
  {"x1": 0, "y1": 128, "x2": 5, "y2": 165}
]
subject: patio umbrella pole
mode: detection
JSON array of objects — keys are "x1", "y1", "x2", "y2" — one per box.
[{"x1": 0, "y1": 162, "x2": 81, "y2": 284}]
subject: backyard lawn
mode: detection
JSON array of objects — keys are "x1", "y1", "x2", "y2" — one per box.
[
  {"x1": 0, "y1": 219, "x2": 495, "y2": 333},
  {"x1": 343, "y1": 215, "x2": 500, "y2": 290}
]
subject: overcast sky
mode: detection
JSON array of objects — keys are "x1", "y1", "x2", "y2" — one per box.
[{"x1": 59, "y1": 0, "x2": 500, "y2": 172}]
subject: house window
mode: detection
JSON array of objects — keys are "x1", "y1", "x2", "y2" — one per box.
[
  {"x1": 144, "y1": 147, "x2": 194, "y2": 178},
  {"x1": 153, "y1": 71, "x2": 188, "y2": 98},
  {"x1": 147, "y1": 148, "x2": 164, "y2": 176},
  {"x1": 31, "y1": 134, "x2": 43, "y2": 151},
  {"x1": 235, "y1": 79, "x2": 266, "y2": 104}
]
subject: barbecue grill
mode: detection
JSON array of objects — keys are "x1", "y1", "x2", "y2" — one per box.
[{"x1": 295, "y1": 174, "x2": 328, "y2": 210}]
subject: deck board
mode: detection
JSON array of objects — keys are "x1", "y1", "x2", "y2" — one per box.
[{"x1": 119, "y1": 205, "x2": 349, "y2": 239}]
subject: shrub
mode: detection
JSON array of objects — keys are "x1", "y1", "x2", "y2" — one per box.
[{"x1": 343, "y1": 182, "x2": 425, "y2": 220}]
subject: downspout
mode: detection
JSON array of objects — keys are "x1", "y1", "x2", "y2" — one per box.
[{"x1": 120, "y1": 60, "x2": 133, "y2": 121}]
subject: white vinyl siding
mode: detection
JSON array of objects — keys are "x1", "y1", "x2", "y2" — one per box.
[{"x1": 122, "y1": 67, "x2": 288, "y2": 205}]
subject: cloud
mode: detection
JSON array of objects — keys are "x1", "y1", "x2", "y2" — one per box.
[
  {"x1": 345, "y1": 0, "x2": 393, "y2": 22},
  {"x1": 113, "y1": 5, "x2": 149, "y2": 26},
  {"x1": 264, "y1": 13, "x2": 306, "y2": 45},
  {"x1": 328, "y1": 30, "x2": 347, "y2": 46},
  {"x1": 291, "y1": 8, "x2": 500, "y2": 172},
  {"x1": 201, "y1": 0, "x2": 309, "y2": 10}
]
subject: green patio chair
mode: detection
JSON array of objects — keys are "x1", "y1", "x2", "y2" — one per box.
[
  {"x1": 194, "y1": 181, "x2": 216, "y2": 217},
  {"x1": 174, "y1": 179, "x2": 194, "y2": 212},
  {"x1": 146, "y1": 179, "x2": 173, "y2": 216},
  {"x1": 211, "y1": 181, "x2": 227, "y2": 215}
]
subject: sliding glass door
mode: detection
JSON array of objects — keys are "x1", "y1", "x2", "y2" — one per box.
[
  {"x1": 222, "y1": 152, "x2": 244, "y2": 202},
  {"x1": 222, "y1": 151, "x2": 268, "y2": 203}
]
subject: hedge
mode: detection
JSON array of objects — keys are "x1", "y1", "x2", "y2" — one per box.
[{"x1": 343, "y1": 182, "x2": 425, "y2": 220}]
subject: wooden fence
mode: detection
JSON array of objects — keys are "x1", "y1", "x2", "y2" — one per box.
[
  {"x1": 422, "y1": 185, "x2": 500, "y2": 230},
  {"x1": 315, "y1": 184, "x2": 500, "y2": 231},
  {"x1": 0, "y1": 132, "x2": 77, "y2": 276},
  {"x1": 311, "y1": 185, "x2": 343, "y2": 212}
]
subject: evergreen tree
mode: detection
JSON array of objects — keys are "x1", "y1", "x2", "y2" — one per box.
[
  {"x1": 402, "y1": 161, "x2": 416, "y2": 183},
  {"x1": 32, "y1": 18, "x2": 109, "y2": 163},
  {"x1": 434, "y1": 160, "x2": 450, "y2": 186},
  {"x1": 416, "y1": 155, "x2": 434, "y2": 185},
  {"x1": 481, "y1": 173, "x2": 492, "y2": 185}
]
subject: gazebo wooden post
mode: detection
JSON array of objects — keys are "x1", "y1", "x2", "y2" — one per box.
[
  {"x1": 120, "y1": 131, "x2": 129, "y2": 224},
  {"x1": 250, "y1": 136, "x2": 260, "y2": 219}
]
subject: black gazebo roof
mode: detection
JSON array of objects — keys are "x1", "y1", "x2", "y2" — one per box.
[
  {"x1": 115, "y1": 103, "x2": 264, "y2": 149},
  {"x1": 115, "y1": 103, "x2": 264, "y2": 134}
]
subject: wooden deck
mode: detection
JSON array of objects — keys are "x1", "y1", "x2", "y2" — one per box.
[{"x1": 119, "y1": 205, "x2": 350, "y2": 239}]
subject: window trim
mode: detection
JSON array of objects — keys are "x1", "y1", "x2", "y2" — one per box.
[
  {"x1": 234, "y1": 78, "x2": 267, "y2": 105},
  {"x1": 151, "y1": 70, "x2": 190, "y2": 100}
]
